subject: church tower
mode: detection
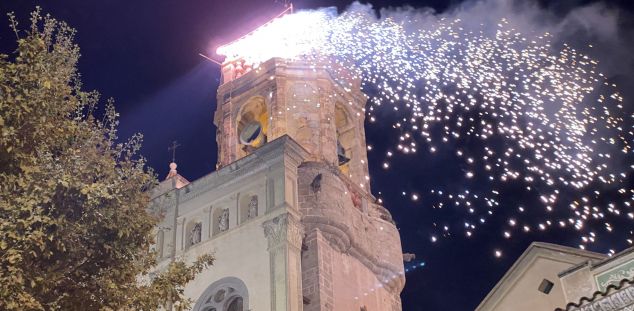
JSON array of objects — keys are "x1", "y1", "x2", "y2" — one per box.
[
  {"x1": 215, "y1": 57, "x2": 405, "y2": 309},
  {"x1": 151, "y1": 57, "x2": 405, "y2": 310}
]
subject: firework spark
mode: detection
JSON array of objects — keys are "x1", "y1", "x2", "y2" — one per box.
[{"x1": 216, "y1": 7, "x2": 634, "y2": 256}]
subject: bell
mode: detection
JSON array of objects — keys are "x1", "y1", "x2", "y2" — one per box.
[{"x1": 239, "y1": 121, "x2": 265, "y2": 146}]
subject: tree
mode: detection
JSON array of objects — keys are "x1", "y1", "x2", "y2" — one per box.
[{"x1": 0, "y1": 9, "x2": 213, "y2": 310}]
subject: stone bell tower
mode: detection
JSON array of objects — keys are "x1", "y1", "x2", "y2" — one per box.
[
  {"x1": 215, "y1": 58, "x2": 371, "y2": 192},
  {"x1": 213, "y1": 57, "x2": 406, "y2": 310}
]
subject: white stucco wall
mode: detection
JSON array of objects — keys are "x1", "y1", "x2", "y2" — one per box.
[
  {"x1": 182, "y1": 214, "x2": 273, "y2": 309},
  {"x1": 478, "y1": 243, "x2": 606, "y2": 311},
  {"x1": 150, "y1": 136, "x2": 307, "y2": 311},
  {"x1": 485, "y1": 256, "x2": 576, "y2": 311}
]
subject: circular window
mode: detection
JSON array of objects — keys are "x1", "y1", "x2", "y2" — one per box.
[
  {"x1": 239, "y1": 121, "x2": 263, "y2": 145},
  {"x1": 194, "y1": 277, "x2": 248, "y2": 311}
]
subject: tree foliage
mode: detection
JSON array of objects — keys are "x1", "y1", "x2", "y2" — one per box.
[{"x1": 0, "y1": 9, "x2": 213, "y2": 310}]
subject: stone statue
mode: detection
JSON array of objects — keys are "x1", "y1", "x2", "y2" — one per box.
[
  {"x1": 218, "y1": 209, "x2": 229, "y2": 232},
  {"x1": 247, "y1": 195, "x2": 258, "y2": 219},
  {"x1": 189, "y1": 222, "x2": 202, "y2": 246}
]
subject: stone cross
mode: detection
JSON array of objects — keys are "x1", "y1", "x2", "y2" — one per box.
[{"x1": 168, "y1": 140, "x2": 181, "y2": 163}]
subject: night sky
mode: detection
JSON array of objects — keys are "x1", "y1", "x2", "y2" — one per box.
[{"x1": 1, "y1": 1, "x2": 633, "y2": 310}]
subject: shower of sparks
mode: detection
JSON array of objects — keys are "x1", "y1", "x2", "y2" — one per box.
[{"x1": 217, "y1": 8, "x2": 634, "y2": 256}]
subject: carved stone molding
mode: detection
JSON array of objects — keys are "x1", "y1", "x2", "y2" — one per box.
[
  {"x1": 302, "y1": 215, "x2": 405, "y2": 293},
  {"x1": 262, "y1": 213, "x2": 304, "y2": 251},
  {"x1": 170, "y1": 136, "x2": 307, "y2": 205}
]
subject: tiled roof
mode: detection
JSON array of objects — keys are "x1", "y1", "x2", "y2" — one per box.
[{"x1": 555, "y1": 278, "x2": 634, "y2": 311}]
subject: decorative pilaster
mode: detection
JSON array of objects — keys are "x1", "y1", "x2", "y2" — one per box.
[
  {"x1": 175, "y1": 218, "x2": 185, "y2": 252},
  {"x1": 263, "y1": 213, "x2": 304, "y2": 311},
  {"x1": 204, "y1": 206, "x2": 212, "y2": 238},
  {"x1": 266, "y1": 175, "x2": 275, "y2": 212}
]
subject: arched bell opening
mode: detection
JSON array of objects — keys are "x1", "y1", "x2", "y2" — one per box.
[
  {"x1": 236, "y1": 96, "x2": 268, "y2": 158},
  {"x1": 337, "y1": 135, "x2": 350, "y2": 166},
  {"x1": 335, "y1": 104, "x2": 354, "y2": 175}
]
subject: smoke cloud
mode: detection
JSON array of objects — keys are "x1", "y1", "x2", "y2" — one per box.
[{"x1": 349, "y1": 0, "x2": 633, "y2": 88}]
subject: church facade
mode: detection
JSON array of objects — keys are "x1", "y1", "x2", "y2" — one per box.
[{"x1": 150, "y1": 58, "x2": 405, "y2": 311}]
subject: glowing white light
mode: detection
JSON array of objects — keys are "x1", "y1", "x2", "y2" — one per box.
[{"x1": 494, "y1": 249, "x2": 502, "y2": 258}]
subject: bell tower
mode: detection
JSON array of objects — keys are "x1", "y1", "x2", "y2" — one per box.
[
  {"x1": 213, "y1": 57, "x2": 406, "y2": 311},
  {"x1": 152, "y1": 33, "x2": 402, "y2": 310},
  {"x1": 214, "y1": 58, "x2": 371, "y2": 192}
]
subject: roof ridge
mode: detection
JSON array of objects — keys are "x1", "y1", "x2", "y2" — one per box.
[{"x1": 529, "y1": 242, "x2": 606, "y2": 259}]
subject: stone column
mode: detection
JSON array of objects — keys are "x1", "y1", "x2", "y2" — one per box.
[{"x1": 263, "y1": 213, "x2": 304, "y2": 311}]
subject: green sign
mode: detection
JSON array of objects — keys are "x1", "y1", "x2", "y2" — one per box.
[{"x1": 595, "y1": 259, "x2": 634, "y2": 292}]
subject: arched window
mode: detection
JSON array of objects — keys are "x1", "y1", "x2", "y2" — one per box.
[
  {"x1": 335, "y1": 104, "x2": 354, "y2": 173},
  {"x1": 236, "y1": 96, "x2": 268, "y2": 158},
  {"x1": 193, "y1": 277, "x2": 248, "y2": 311}
]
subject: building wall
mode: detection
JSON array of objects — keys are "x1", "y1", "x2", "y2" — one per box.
[
  {"x1": 485, "y1": 257, "x2": 576, "y2": 311},
  {"x1": 298, "y1": 162, "x2": 405, "y2": 311},
  {"x1": 560, "y1": 264, "x2": 597, "y2": 305},
  {"x1": 150, "y1": 137, "x2": 307, "y2": 311},
  {"x1": 477, "y1": 243, "x2": 606, "y2": 311},
  {"x1": 179, "y1": 213, "x2": 272, "y2": 309},
  {"x1": 302, "y1": 229, "x2": 401, "y2": 311}
]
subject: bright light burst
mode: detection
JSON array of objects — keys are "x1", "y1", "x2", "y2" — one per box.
[{"x1": 217, "y1": 7, "x2": 634, "y2": 255}]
